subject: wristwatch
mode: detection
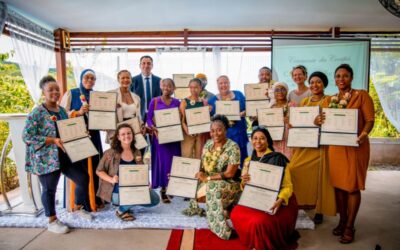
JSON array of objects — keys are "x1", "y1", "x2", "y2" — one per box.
[{"x1": 207, "y1": 176, "x2": 211, "y2": 182}]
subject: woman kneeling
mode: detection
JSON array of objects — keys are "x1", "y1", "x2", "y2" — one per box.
[{"x1": 96, "y1": 124, "x2": 160, "y2": 221}]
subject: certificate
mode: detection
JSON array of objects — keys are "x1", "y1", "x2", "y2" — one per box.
[
  {"x1": 170, "y1": 156, "x2": 201, "y2": 179},
  {"x1": 287, "y1": 128, "x2": 319, "y2": 148},
  {"x1": 215, "y1": 101, "x2": 240, "y2": 121},
  {"x1": 185, "y1": 106, "x2": 211, "y2": 135},
  {"x1": 321, "y1": 108, "x2": 358, "y2": 134},
  {"x1": 88, "y1": 111, "x2": 116, "y2": 130},
  {"x1": 157, "y1": 125, "x2": 184, "y2": 144},
  {"x1": 134, "y1": 134, "x2": 148, "y2": 150},
  {"x1": 167, "y1": 156, "x2": 201, "y2": 198},
  {"x1": 57, "y1": 116, "x2": 87, "y2": 142},
  {"x1": 174, "y1": 88, "x2": 191, "y2": 99},
  {"x1": 166, "y1": 177, "x2": 198, "y2": 199},
  {"x1": 63, "y1": 137, "x2": 99, "y2": 163},
  {"x1": 185, "y1": 106, "x2": 210, "y2": 126},
  {"x1": 119, "y1": 186, "x2": 151, "y2": 206},
  {"x1": 119, "y1": 165, "x2": 149, "y2": 186},
  {"x1": 246, "y1": 100, "x2": 270, "y2": 117},
  {"x1": 266, "y1": 126, "x2": 284, "y2": 141},
  {"x1": 244, "y1": 83, "x2": 269, "y2": 100},
  {"x1": 89, "y1": 91, "x2": 117, "y2": 112},
  {"x1": 118, "y1": 117, "x2": 141, "y2": 134},
  {"x1": 247, "y1": 161, "x2": 284, "y2": 191},
  {"x1": 173, "y1": 74, "x2": 194, "y2": 88},
  {"x1": 257, "y1": 108, "x2": 284, "y2": 127},
  {"x1": 154, "y1": 107, "x2": 181, "y2": 127},
  {"x1": 238, "y1": 185, "x2": 278, "y2": 213},
  {"x1": 289, "y1": 106, "x2": 319, "y2": 127},
  {"x1": 320, "y1": 132, "x2": 359, "y2": 147}
]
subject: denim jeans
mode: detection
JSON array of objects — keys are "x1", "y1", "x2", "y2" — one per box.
[{"x1": 112, "y1": 189, "x2": 160, "y2": 213}]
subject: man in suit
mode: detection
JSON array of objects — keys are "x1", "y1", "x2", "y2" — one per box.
[{"x1": 130, "y1": 55, "x2": 162, "y2": 120}]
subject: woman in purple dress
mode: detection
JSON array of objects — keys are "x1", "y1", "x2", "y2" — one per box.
[{"x1": 146, "y1": 78, "x2": 181, "y2": 203}]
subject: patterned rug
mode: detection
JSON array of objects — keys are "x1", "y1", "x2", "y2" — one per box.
[{"x1": 0, "y1": 197, "x2": 314, "y2": 230}]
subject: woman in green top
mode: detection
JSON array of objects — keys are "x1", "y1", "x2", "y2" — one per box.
[{"x1": 179, "y1": 78, "x2": 209, "y2": 159}]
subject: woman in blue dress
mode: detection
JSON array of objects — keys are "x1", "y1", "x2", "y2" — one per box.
[{"x1": 208, "y1": 75, "x2": 248, "y2": 165}]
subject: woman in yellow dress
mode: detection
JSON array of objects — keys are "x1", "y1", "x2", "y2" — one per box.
[{"x1": 288, "y1": 71, "x2": 336, "y2": 224}]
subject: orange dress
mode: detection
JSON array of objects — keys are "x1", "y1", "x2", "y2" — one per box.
[{"x1": 325, "y1": 90, "x2": 374, "y2": 192}]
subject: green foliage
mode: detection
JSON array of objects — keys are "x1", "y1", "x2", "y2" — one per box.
[{"x1": 369, "y1": 80, "x2": 399, "y2": 138}]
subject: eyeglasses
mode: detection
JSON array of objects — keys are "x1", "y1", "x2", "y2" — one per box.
[
  {"x1": 274, "y1": 88, "x2": 287, "y2": 93},
  {"x1": 84, "y1": 76, "x2": 96, "y2": 80}
]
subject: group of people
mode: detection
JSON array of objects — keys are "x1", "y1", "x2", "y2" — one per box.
[{"x1": 23, "y1": 54, "x2": 375, "y2": 249}]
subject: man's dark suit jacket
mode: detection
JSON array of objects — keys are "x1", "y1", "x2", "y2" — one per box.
[{"x1": 130, "y1": 74, "x2": 162, "y2": 119}]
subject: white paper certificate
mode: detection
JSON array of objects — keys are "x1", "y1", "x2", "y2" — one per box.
[
  {"x1": 289, "y1": 106, "x2": 319, "y2": 127},
  {"x1": 244, "y1": 83, "x2": 269, "y2": 100},
  {"x1": 185, "y1": 106, "x2": 210, "y2": 126},
  {"x1": 266, "y1": 126, "x2": 284, "y2": 141},
  {"x1": 166, "y1": 177, "x2": 198, "y2": 199},
  {"x1": 119, "y1": 186, "x2": 151, "y2": 206},
  {"x1": 134, "y1": 134, "x2": 148, "y2": 150},
  {"x1": 174, "y1": 88, "x2": 191, "y2": 99},
  {"x1": 320, "y1": 132, "x2": 359, "y2": 147},
  {"x1": 170, "y1": 156, "x2": 201, "y2": 179},
  {"x1": 157, "y1": 125, "x2": 184, "y2": 144},
  {"x1": 154, "y1": 107, "x2": 181, "y2": 127},
  {"x1": 173, "y1": 74, "x2": 194, "y2": 88},
  {"x1": 321, "y1": 108, "x2": 358, "y2": 134},
  {"x1": 119, "y1": 165, "x2": 149, "y2": 186},
  {"x1": 257, "y1": 108, "x2": 284, "y2": 127},
  {"x1": 215, "y1": 101, "x2": 240, "y2": 121},
  {"x1": 57, "y1": 116, "x2": 87, "y2": 142},
  {"x1": 287, "y1": 128, "x2": 320, "y2": 148},
  {"x1": 89, "y1": 91, "x2": 117, "y2": 112},
  {"x1": 247, "y1": 161, "x2": 284, "y2": 191},
  {"x1": 88, "y1": 111, "x2": 116, "y2": 130},
  {"x1": 63, "y1": 137, "x2": 99, "y2": 163},
  {"x1": 246, "y1": 100, "x2": 270, "y2": 117},
  {"x1": 188, "y1": 123, "x2": 210, "y2": 135},
  {"x1": 239, "y1": 185, "x2": 278, "y2": 213}
]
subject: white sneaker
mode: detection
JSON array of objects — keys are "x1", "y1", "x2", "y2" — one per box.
[
  {"x1": 48, "y1": 219, "x2": 70, "y2": 234},
  {"x1": 74, "y1": 208, "x2": 93, "y2": 221}
]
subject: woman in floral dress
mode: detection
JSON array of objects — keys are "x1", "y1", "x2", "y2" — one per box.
[{"x1": 183, "y1": 115, "x2": 241, "y2": 240}]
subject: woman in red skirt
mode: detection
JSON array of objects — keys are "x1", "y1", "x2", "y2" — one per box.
[{"x1": 230, "y1": 127, "x2": 299, "y2": 250}]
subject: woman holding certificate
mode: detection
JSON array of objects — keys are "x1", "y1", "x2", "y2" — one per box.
[
  {"x1": 179, "y1": 78, "x2": 208, "y2": 159},
  {"x1": 183, "y1": 115, "x2": 241, "y2": 240},
  {"x1": 146, "y1": 78, "x2": 181, "y2": 203},
  {"x1": 288, "y1": 65, "x2": 311, "y2": 106},
  {"x1": 23, "y1": 76, "x2": 92, "y2": 234},
  {"x1": 268, "y1": 82, "x2": 293, "y2": 159},
  {"x1": 60, "y1": 69, "x2": 104, "y2": 210},
  {"x1": 106, "y1": 70, "x2": 143, "y2": 142},
  {"x1": 317, "y1": 64, "x2": 374, "y2": 244},
  {"x1": 230, "y1": 127, "x2": 299, "y2": 250},
  {"x1": 288, "y1": 72, "x2": 336, "y2": 224},
  {"x1": 208, "y1": 75, "x2": 248, "y2": 165},
  {"x1": 96, "y1": 124, "x2": 160, "y2": 221}
]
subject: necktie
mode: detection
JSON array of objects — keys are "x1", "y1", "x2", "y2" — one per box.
[{"x1": 145, "y1": 77, "x2": 151, "y2": 109}]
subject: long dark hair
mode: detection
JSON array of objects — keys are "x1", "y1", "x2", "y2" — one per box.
[
  {"x1": 251, "y1": 127, "x2": 275, "y2": 152},
  {"x1": 111, "y1": 124, "x2": 137, "y2": 154}
]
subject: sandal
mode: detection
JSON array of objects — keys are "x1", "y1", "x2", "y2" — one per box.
[
  {"x1": 313, "y1": 213, "x2": 324, "y2": 225},
  {"x1": 116, "y1": 211, "x2": 136, "y2": 221},
  {"x1": 160, "y1": 189, "x2": 171, "y2": 204},
  {"x1": 332, "y1": 221, "x2": 346, "y2": 236},
  {"x1": 340, "y1": 227, "x2": 355, "y2": 244}
]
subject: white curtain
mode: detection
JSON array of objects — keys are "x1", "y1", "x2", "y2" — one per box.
[
  {"x1": 9, "y1": 38, "x2": 54, "y2": 104},
  {"x1": 370, "y1": 50, "x2": 400, "y2": 131}
]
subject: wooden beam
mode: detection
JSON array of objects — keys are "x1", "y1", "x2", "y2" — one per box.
[{"x1": 54, "y1": 28, "x2": 68, "y2": 96}]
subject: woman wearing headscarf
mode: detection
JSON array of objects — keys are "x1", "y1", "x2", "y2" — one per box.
[
  {"x1": 288, "y1": 72, "x2": 336, "y2": 225},
  {"x1": 60, "y1": 69, "x2": 103, "y2": 210},
  {"x1": 268, "y1": 81, "x2": 293, "y2": 159}
]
